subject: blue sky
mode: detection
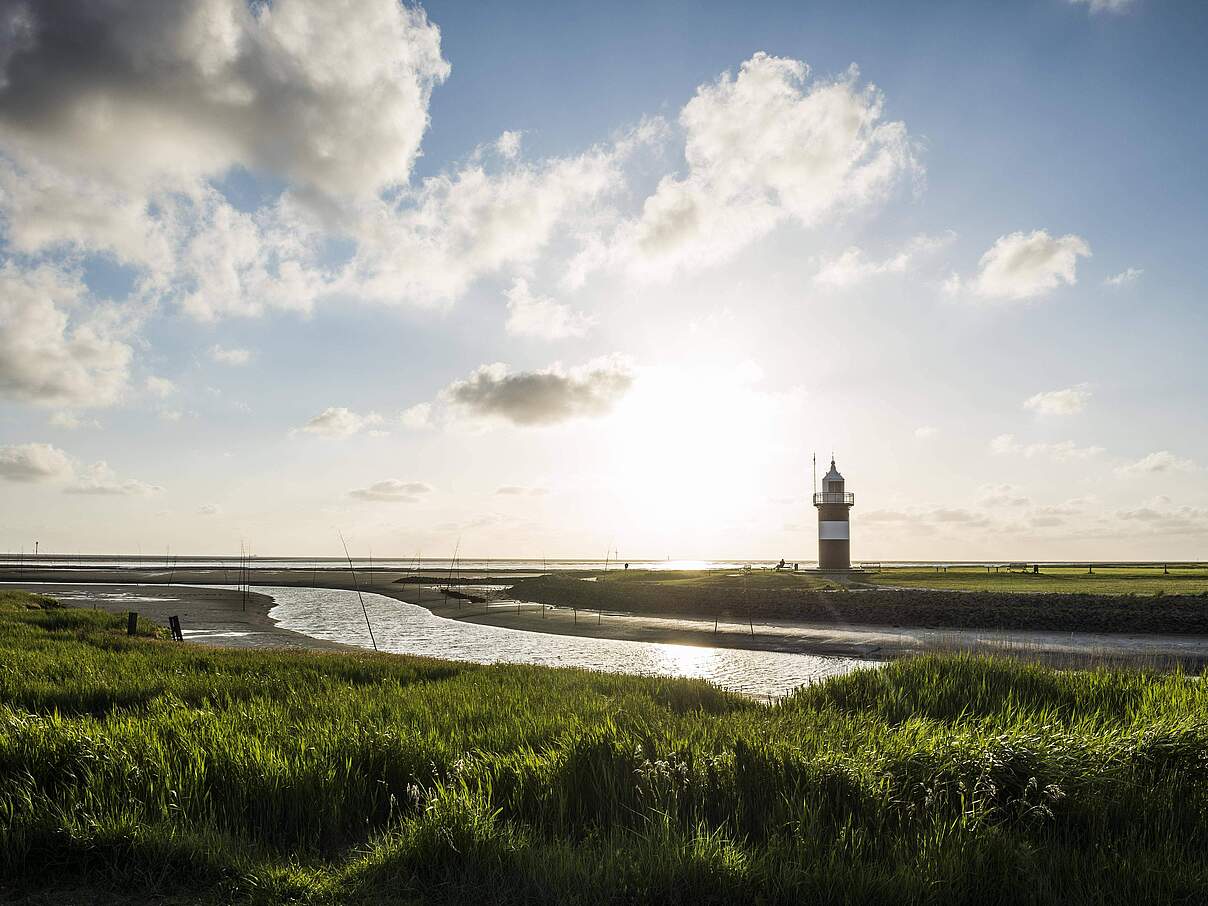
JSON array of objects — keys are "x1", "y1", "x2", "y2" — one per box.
[{"x1": 1, "y1": 0, "x2": 1205, "y2": 559}]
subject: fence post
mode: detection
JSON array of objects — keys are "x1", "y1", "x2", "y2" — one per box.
[{"x1": 126, "y1": 612, "x2": 138, "y2": 636}]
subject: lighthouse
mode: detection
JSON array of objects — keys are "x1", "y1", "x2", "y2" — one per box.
[{"x1": 813, "y1": 457, "x2": 854, "y2": 570}]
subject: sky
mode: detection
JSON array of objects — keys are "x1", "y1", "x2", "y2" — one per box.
[{"x1": 1, "y1": 0, "x2": 1206, "y2": 561}]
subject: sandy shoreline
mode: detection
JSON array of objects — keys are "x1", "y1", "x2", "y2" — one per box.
[{"x1": 5, "y1": 567, "x2": 1208, "y2": 670}]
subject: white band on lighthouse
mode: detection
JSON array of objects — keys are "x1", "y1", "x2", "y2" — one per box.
[{"x1": 818, "y1": 521, "x2": 850, "y2": 540}]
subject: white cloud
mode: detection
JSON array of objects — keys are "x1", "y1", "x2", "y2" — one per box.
[
  {"x1": 1023, "y1": 383, "x2": 1092, "y2": 415},
  {"x1": 198, "y1": 503, "x2": 222, "y2": 516},
  {"x1": 441, "y1": 356, "x2": 635, "y2": 426},
  {"x1": 1069, "y1": 0, "x2": 1135, "y2": 14},
  {"x1": 0, "y1": 263, "x2": 133, "y2": 408},
  {"x1": 495, "y1": 485, "x2": 549, "y2": 497},
  {"x1": 914, "y1": 425, "x2": 938, "y2": 439},
  {"x1": 496, "y1": 131, "x2": 523, "y2": 160},
  {"x1": 990, "y1": 433, "x2": 1104, "y2": 461},
  {"x1": 0, "y1": 442, "x2": 73, "y2": 482},
  {"x1": 813, "y1": 232, "x2": 954, "y2": 289},
  {"x1": 0, "y1": 0, "x2": 449, "y2": 204},
  {"x1": 348, "y1": 479, "x2": 434, "y2": 503},
  {"x1": 399, "y1": 403, "x2": 433, "y2": 429},
  {"x1": 145, "y1": 376, "x2": 178, "y2": 398},
  {"x1": 1116, "y1": 451, "x2": 1197, "y2": 476},
  {"x1": 344, "y1": 141, "x2": 631, "y2": 307},
  {"x1": 610, "y1": 54, "x2": 919, "y2": 279},
  {"x1": 299, "y1": 407, "x2": 384, "y2": 438},
  {"x1": 1113, "y1": 505, "x2": 1208, "y2": 536},
  {"x1": 65, "y1": 461, "x2": 162, "y2": 496},
  {"x1": 1105, "y1": 267, "x2": 1143, "y2": 286},
  {"x1": 210, "y1": 345, "x2": 252, "y2": 366},
  {"x1": 969, "y1": 230, "x2": 1091, "y2": 300},
  {"x1": 48, "y1": 411, "x2": 99, "y2": 430},
  {"x1": 504, "y1": 278, "x2": 596, "y2": 340}
]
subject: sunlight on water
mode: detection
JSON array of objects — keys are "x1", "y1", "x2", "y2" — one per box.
[{"x1": 265, "y1": 586, "x2": 872, "y2": 698}]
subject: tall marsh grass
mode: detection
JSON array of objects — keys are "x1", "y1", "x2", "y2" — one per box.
[{"x1": 1, "y1": 591, "x2": 1207, "y2": 903}]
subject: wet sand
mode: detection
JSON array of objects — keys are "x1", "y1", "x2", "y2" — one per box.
[{"x1": 2, "y1": 581, "x2": 354, "y2": 651}]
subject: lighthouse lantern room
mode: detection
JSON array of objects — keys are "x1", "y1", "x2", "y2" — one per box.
[{"x1": 813, "y1": 457, "x2": 855, "y2": 571}]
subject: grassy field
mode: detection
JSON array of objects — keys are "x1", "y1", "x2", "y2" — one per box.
[
  {"x1": 864, "y1": 565, "x2": 1208, "y2": 595},
  {"x1": 508, "y1": 569, "x2": 1208, "y2": 634},
  {"x1": 3, "y1": 588, "x2": 1208, "y2": 904},
  {"x1": 563, "y1": 565, "x2": 1208, "y2": 596}
]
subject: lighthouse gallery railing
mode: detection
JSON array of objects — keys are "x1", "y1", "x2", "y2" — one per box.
[{"x1": 813, "y1": 492, "x2": 855, "y2": 505}]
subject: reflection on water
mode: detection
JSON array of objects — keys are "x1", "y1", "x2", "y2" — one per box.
[{"x1": 267, "y1": 586, "x2": 872, "y2": 698}]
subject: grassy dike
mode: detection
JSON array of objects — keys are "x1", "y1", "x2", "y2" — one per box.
[
  {"x1": 2, "y1": 589, "x2": 1208, "y2": 905},
  {"x1": 507, "y1": 569, "x2": 1208, "y2": 633}
]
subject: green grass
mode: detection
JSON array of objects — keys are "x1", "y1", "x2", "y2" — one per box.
[
  {"x1": 3, "y1": 590, "x2": 1208, "y2": 904},
  {"x1": 864, "y1": 565, "x2": 1208, "y2": 595},
  {"x1": 510, "y1": 570, "x2": 1208, "y2": 635}
]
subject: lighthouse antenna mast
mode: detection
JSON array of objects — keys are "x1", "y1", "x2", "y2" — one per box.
[{"x1": 812, "y1": 453, "x2": 816, "y2": 495}]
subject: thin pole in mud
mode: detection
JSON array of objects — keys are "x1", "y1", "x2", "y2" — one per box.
[
  {"x1": 339, "y1": 530, "x2": 378, "y2": 652},
  {"x1": 446, "y1": 539, "x2": 460, "y2": 607},
  {"x1": 745, "y1": 569, "x2": 753, "y2": 636}
]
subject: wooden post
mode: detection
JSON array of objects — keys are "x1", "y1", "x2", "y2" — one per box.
[
  {"x1": 126, "y1": 612, "x2": 138, "y2": 636},
  {"x1": 168, "y1": 615, "x2": 183, "y2": 642}
]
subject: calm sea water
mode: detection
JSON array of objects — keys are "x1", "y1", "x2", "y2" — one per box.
[{"x1": 264, "y1": 585, "x2": 873, "y2": 698}]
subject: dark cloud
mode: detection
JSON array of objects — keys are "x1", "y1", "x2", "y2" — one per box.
[
  {"x1": 443, "y1": 358, "x2": 634, "y2": 426},
  {"x1": 0, "y1": 0, "x2": 448, "y2": 201}
]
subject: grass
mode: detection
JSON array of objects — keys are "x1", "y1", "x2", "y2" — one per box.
[
  {"x1": 864, "y1": 565, "x2": 1208, "y2": 595},
  {"x1": 3, "y1": 590, "x2": 1208, "y2": 904},
  {"x1": 508, "y1": 569, "x2": 1208, "y2": 634}
]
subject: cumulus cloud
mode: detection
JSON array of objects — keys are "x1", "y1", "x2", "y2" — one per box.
[
  {"x1": 605, "y1": 54, "x2": 918, "y2": 279},
  {"x1": 298, "y1": 407, "x2": 384, "y2": 438},
  {"x1": 1116, "y1": 451, "x2": 1197, "y2": 476},
  {"x1": 990, "y1": 434, "x2": 1104, "y2": 461},
  {"x1": 504, "y1": 278, "x2": 595, "y2": 340},
  {"x1": 442, "y1": 356, "x2": 635, "y2": 426},
  {"x1": 0, "y1": 442, "x2": 73, "y2": 481},
  {"x1": 65, "y1": 461, "x2": 161, "y2": 495},
  {"x1": 348, "y1": 479, "x2": 434, "y2": 503},
  {"x1": 813, "y1": 232, "x2": 954, "y2": 289},
  {"x1": 210, "y1": 345, "x2": 251, "y2": 366},
  {"x1": 0, "y1": 263, "x2": 133, "y2": 408},
  {"x1": 198, "y1": 503, "x2": 222, "y2": 516},
  {"x1": 968, "y1": 230, "x2": 1091, "y2": 300},
  {"x1": 1105, "y1": 267, "x2": 1143, "y2": 287},
  {"x1": 1023, "y1": 384, "x2": 1092, "y2": 415},
  {"x1": 345, "y1": 141, "x2": 632, "y2": 307},
  {"x1": 0, "y1": 0, "x2": 449, "y2": 203},
  {"x1": 914, "y1": 425, "x2": 938, "y2": 439},
  {"x1": 399, "y1": 403, "x2": 432, "y2": 429}
]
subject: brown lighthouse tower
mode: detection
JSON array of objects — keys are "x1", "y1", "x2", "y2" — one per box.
[{"x1": 813, "y1": 457, "x2": 854, "y2": 570}]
